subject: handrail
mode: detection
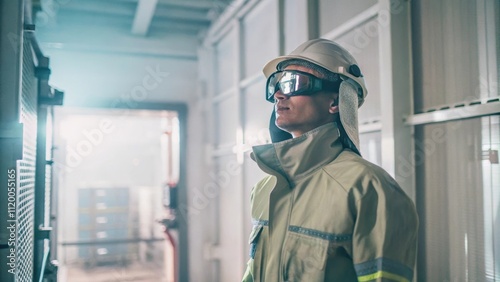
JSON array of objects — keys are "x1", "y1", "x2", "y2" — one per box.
[
  {"x1": 38, "y1": 242, "x2": 50, "y2": 282},
  {"x1": 60, "y1": 237, "x2": 164, "y2": 246}
]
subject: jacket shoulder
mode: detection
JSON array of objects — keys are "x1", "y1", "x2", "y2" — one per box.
[
  {"x1": 251, "y1": 175, "x2": 275, "y2": 201},
  {"x1": 323, "y1": 150, "x2": 407, "y2": 197}
]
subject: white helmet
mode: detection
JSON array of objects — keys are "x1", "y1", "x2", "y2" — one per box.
[
  {"x1": 263, "y1": 38, "x2": 367, "y2": 107},
  {"x1": 263, "y1": 38, "x2": 367, "y2": 153}
]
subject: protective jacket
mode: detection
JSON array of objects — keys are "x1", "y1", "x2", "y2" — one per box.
[{"x1": 242, "y1": 122, "x2": 418, "y2": 282}]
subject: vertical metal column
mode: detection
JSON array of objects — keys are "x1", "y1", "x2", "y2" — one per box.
[
  {"x1": 32, "y1": 36, "x2": 62, "y2": 282},
  {"x1": 33, "y1": 104, "x2": 48, "y2": 282},
  {"x1": 378, "y1": 0, "x2": 416, "y2": 200},
  {"x1": 234, "y1": 18, "x2": 246, "y2": 277},
  {"x1": 306, "y1": 0, "x2": 319, "y2": 40},
  {"x1": 176, "y1": 106, "x2": 189, "y2": 282}
]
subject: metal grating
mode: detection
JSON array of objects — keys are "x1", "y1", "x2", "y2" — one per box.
[{"x1": 15, "y1": 35, "x2": 38, "y2": 282}]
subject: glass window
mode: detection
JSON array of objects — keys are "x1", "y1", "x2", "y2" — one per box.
[{"x1": 415, "y1": 116, "x2": 499, "y2": 281}]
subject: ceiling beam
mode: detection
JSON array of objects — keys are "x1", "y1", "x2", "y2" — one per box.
[
  {"x1": 154, "y1": 7, "x2": 211, "y2": 24},
  {"x1": 39, "y1": 41, "x2": 198, "y2": 60},
  {"x1": 59, "y1": 0, "x2": 137, "y2": 17},
  {"x1": 150, "y1": 18, "x2": 209, "y2": 32},
  {"x1": 157, "y1": 0, "x2": 214, "y2": 10},
  {"x1": 131, "y1": 0, "x2": 158, "y2": 35}
]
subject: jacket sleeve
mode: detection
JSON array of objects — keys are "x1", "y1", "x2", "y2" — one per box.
[
  {"x1": 351, "y1": 176, "x2": 418, "y2": 282},
  {"x1": 241, "y1": 185, "x2": 257, "y2": 282},
  {"x1": 241, "y1": 264, "x2": 254, "y2": 282}
]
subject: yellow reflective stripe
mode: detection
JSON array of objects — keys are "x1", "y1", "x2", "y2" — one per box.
[{"x1": 358, "y1": 270, "x2": 410, "y2": 282}]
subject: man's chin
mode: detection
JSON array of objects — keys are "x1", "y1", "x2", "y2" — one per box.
[{"x1": 275, "y1": 123, "x2": 290, "y2": 132}]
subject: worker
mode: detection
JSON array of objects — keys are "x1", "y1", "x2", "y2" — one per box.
[{"x1": 242, "y1": 38, "x2": 418, "y2": 282}]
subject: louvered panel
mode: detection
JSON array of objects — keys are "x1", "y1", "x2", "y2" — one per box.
[{"x1": 15, "y1": 34, "x2": 38, "y2": 282}]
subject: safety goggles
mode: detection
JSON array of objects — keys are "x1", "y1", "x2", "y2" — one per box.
[{"x1": 266, "y1": 70, "x2": 338, "y2": 102}]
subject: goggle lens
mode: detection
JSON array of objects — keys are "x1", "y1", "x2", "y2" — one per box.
[{"x1": 266, "y1": 70, "x2": 334, "y2": 102}]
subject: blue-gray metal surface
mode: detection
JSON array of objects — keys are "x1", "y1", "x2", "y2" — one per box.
[{"x1": 15, "y1": 31, "x2": 38, "y2": 282}]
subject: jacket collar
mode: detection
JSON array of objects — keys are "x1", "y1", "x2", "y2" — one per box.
[{"x1": 251, "y1": 122, "x2": 343, "y2": 185}]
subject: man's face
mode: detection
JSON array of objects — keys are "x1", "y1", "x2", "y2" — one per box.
[{"x1": 274, "y1": 65, "x2": 338, "y2": 137}]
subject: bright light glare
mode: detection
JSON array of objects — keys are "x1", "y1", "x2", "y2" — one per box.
[{"x1": 59, "y1": 115, "x2": 88, "y2": 140}]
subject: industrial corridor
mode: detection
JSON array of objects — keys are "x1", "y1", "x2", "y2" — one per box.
[{"x1": 0, "y1": 0, "x2": 499, "y2": 281}]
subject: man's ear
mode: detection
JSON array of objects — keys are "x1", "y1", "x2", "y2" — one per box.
[
  {"x1": 329, "y1": 104, "x2": 339, "y2": 114},
  {"x1": 329, "y1": 93, "x2": 339, "y2": 114}
]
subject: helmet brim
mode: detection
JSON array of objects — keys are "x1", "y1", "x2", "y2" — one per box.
[{"x1": 263, "y1": 54, "x2": 336, "y2": 79}]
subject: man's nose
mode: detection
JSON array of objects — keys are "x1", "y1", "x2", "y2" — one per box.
[{"x1": 274, "y1": 89, "x2": 287, "y2": 101}]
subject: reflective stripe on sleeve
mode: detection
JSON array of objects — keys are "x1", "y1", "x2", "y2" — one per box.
[
  {"x1": 355, "y1": 257, "x2": 413, "y2": 282},
  {"x1": 357, "y1": 270, "x2": 410, "y2": 282}
]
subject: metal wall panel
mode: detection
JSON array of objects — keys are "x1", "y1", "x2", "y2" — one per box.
[
  {"x1": 214, "y1": 95, "x2": 238, "y2": 146},
  {"x1": 214, "y1": 154, "x2": 244, "y2": 282},
  {"x1": 242, "y1": 0, "x2": 279, "y2": 78},
  {"x1": 242, "y1": 79, "x2": 273, "y2": 146},
  {"x1": 335, "y1": 17, "x2": 381, "y2": 123},
  {"x1": 284, "y1": 0, "x2": 309, "y2": 53},
  {"x1": 215, "y1": 30, "x2": 236, "y2": 93},
  {"x1": 318, "y1": 0, "x2": 377, "y2": 36},
  {"x1": 412, "y1": 0, "x2": 482, "y2": 112}
]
